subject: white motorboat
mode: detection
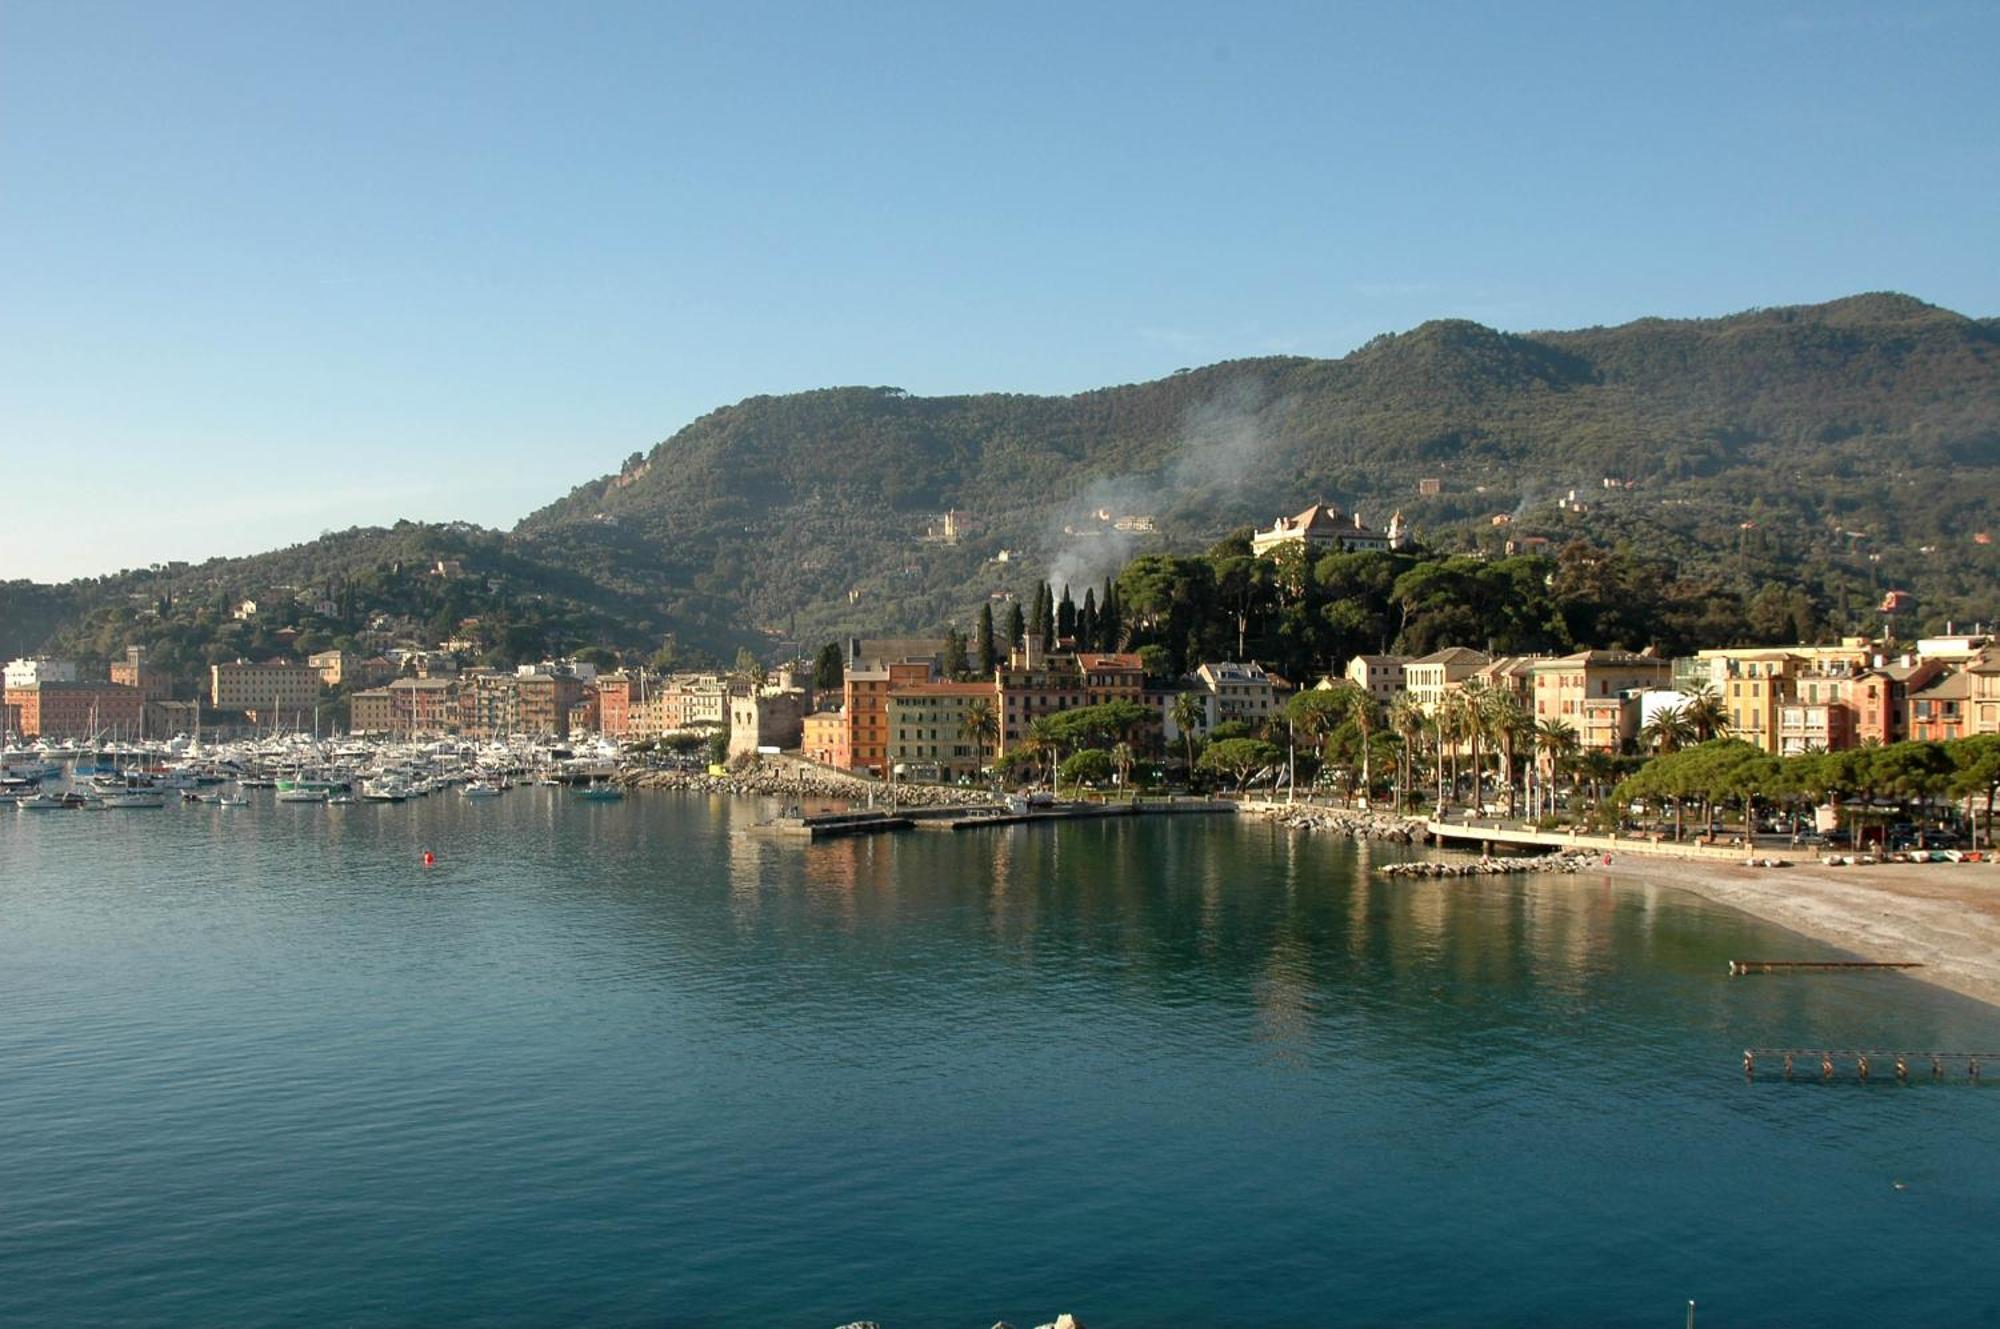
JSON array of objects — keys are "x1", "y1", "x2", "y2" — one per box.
[{"x1": 360, "y1": 778, "x2": 410, "y2": 803}]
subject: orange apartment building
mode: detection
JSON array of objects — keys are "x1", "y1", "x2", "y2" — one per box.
[
  {"x1": 349, "y1": 677, "x2": 461, "y2": 735},
  {"x1": 1531, "y1": 650, "x2": 1672, "y2": 752},
  {"x1": 596, "y1": 673, "x2": 636, "y2": 738},
  {"x1": 2, "y1": 681, "x2": 146, "y2": 740},
  {"x1": 802, "y1": 709, "x2": 849, "y2": 768},
  {"x1": 994, "y1": 640, "x2": 1149, "y2": 755},
  {"x1": 517, "y1": 673, "x2": 586, "y2": 739},
  {"x1": 1907, "y1": 669, "x2": 1970, "y2": 742},
  {"x1": 1852, "y1": 662, "x2": 1942, "y2": 746},
  {"x1": 109, "y1": 647, "x2": 174, "y2": 702},
  {"x1": 844, "y1": 661, "x2": 933, "y2": 775}
]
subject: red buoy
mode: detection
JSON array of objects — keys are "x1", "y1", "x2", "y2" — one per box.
[{"x1": 422, "y1": 851, "x2": 435, "y2": 867}]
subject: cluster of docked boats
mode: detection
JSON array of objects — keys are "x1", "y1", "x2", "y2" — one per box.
[{"x1": 2, "y1": 735, "x2": 627, "y2": 812}]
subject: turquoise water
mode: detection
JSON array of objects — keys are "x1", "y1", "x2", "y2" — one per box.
[{"x1": 3, "y1": 792, "x2": 1998, "y2": 1327}]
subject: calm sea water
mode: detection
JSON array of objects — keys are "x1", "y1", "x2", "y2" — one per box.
[{"x1": 3, "y1": 792, "x2": 1998, "y2": 1328}]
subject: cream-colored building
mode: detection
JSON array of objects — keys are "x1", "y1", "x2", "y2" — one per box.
[
  {"x1": 1401, "y1": 648, "x2": 1489, "y2": 712},
  {"x1": 1195, "y1": 661, "x2": 1280, "y2": 725},
  {"x1": 1972, "y1": 650, "x2": 2000, "y2": 737},
  {"x1": 886, "y1": 681, "x2": 996, "y2": 782},
  {"x1": 309, "y1": 649, "x2": 355, "y2": 688},
  {"x1": 4, "y1": 657, "x2": 78, "y2": 689},
  {"x1": 1340, "y1": 654, "x2": 1408, "y2": 703},
  {"x1": 211, "y1": 660, "x2": 321, "y2": 718},
  {"x1": 1250, "y1": 502, "x2": 1390, "y2": 559}
]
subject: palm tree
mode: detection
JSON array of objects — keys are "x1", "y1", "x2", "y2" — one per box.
[
  {"x1": 1533, "y1": 718, "x2": 1579, "y2": 818},
  {"x1": 1677, "y1": 685, "x2": 1730, "y2": 742},
  {"x1": 1388, "y1": 694, "x2": 1426, "y2": 813},
  {"x1": 1441, "y1": 684, "x2": 1487, "y2": 811},
  {"x1": 1342, "y1": 686, "x2": 1381, "y2": 806},
  {"x1": 1480, "y1": 689, "x2": 1528, "y2": 817},
  {"x1": 1576, "y1": 749, "x2": 1617, "y2": 820},
  {"x1": 960, "y1": 697, "x2": 1000, "y2": 784},
  {"x1": 1111, "y1": 740, "x2": 1134, "y2": 795},
  {"x1": 1171, "y1": 690, "x2": 1206, "y2": 778},
  {"x1": 1431, "y1": 700, "x2": 1455, "y2": 811},
  {"x1": 1639, "y1": 708, "x2": 1695, "y2": 756}
]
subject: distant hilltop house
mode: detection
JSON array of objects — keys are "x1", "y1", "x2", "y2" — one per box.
[
  {"x1": 1417, "y1": 477, "x2": 1442, "y2": 496},
  {"x1": 432, "y1": 559, "x2": 464, "y2": 579},
  {"x1": 232, "y1": 599, "x2": 259, "y2": 620},
  {"x1": 1250, "y1": 502, "x2": 1410, "y2": 559},
  {"x1": 920, "y1": 511, "x2": 960, "y2": 544},
  {"x1": 1881, "y1": 589, "x2": 1914, "y2": 614}
]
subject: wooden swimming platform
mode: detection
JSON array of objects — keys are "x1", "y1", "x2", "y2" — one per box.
[
  {"x1": 1743, "y1": 1048, "x2": 2000, "y2": 1081},
  {"x1": 1728, "y1": 960, "x2": 1924, "y2": 975}
]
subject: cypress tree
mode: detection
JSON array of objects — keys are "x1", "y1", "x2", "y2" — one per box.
[
  {"x1": 813, "y1": 641, "x2": 844, "y2": 692},
  {"x1": 1079, "y1": 587, "x2": 1097, "y2": 652},
  {"x1": 975, "y1": 602, "x2": 997, "y2": 675},
  {"x1": 1057, "y1": 585, "x2": 1076, "y2": 641},
  {"x1": 1005, "y1": 599, "x2": 1026, "y2": 648},
  {"x1": 1039, "y1": 582, "x2": 1056, "y2": 645}
]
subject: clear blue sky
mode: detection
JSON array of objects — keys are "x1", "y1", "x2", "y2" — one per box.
[{"x1": 3, "y1": 1, "x2": 1995, "y2": 582}]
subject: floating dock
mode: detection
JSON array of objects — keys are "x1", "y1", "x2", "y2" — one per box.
[
  {"x1": 919, "y1": 800, "x2": 1237, "y2": 832},
  {"x1": 1728, "y1": 960, "x2": 1924, "y2": 975},
  {"x1": 744, "y1": 810, "x2": 915, "y2": 839},
  {"x1": 746, "y1": 800, "x2": 1235, "y2": 839}
]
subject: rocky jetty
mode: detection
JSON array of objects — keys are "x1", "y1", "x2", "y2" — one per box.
[
  {"x1": 1244, "y1": 802, "x2": 1427, "y2": 843},
  {"x1": 617, "y1": 763, "x2": 996, "y2": 809},
  {"x1": 1380, "y1": 851, "x2": 1603, "y2": 879}
]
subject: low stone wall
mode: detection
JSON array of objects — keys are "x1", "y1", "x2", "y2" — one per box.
[
  {"x1": 616, "y1": 763, "x2": 995, "y2": 808},
  {"x1": 1380, "y1": 851, "x2": 1602, "y2": 879}
]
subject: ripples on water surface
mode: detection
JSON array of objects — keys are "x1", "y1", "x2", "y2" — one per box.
[{"x1": 3, "y1": 793, "x2": 1997, "y2": 1327}]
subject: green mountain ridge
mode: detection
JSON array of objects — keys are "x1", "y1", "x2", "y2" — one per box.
[{"x1": 8, "y1": 292, "x2": 1997, "y2": 668}]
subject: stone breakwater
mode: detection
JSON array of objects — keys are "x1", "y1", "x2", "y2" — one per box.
[
  {"x1": 1243, "y1": 802, "x2": 1428, "y2": 843},
  {"x1": 615, "y1": 765, "x2": 996, "y2": 808},
  {"x1": 1379, "y1": 851, "x2": 1603, "y2": 879}
]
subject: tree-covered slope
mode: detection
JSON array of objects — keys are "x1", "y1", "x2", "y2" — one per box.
[{"x1": 520, "y1": 292, "x2": 1999, "y2": 643}]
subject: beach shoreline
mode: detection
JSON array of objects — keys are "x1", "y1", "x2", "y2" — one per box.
[
  {"x1": 1597, "y1": 853, "x2": 2000, "y2": 1012},
  {"x1": 1239, "y1": 800, "x2": 2000, "y2": 1012}
]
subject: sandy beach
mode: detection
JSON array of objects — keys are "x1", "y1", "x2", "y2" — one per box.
[{"x1": 1606, "y1": 853, "x2": 2000, "y2": 1011}]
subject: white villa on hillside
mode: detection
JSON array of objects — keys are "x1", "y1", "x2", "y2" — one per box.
[{"x1": 1250, "y1": 502, "x2": 1410, "y2": 559}]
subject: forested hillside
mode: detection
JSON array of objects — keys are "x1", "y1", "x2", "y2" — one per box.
[
  {"x1": 522, "y1": 292, "x2": 1999, "y2": 646},
  {"x1": 8, "y1": 293, "x2": 1996, "y2": 669}
]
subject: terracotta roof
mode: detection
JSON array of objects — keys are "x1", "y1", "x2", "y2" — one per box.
[
  {"x1": 1409, "y1": 647, "x2": 1489, "y2": 667},
  {"x1": 887, "y1": 682, "x2": 998, "y2": 697}
]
